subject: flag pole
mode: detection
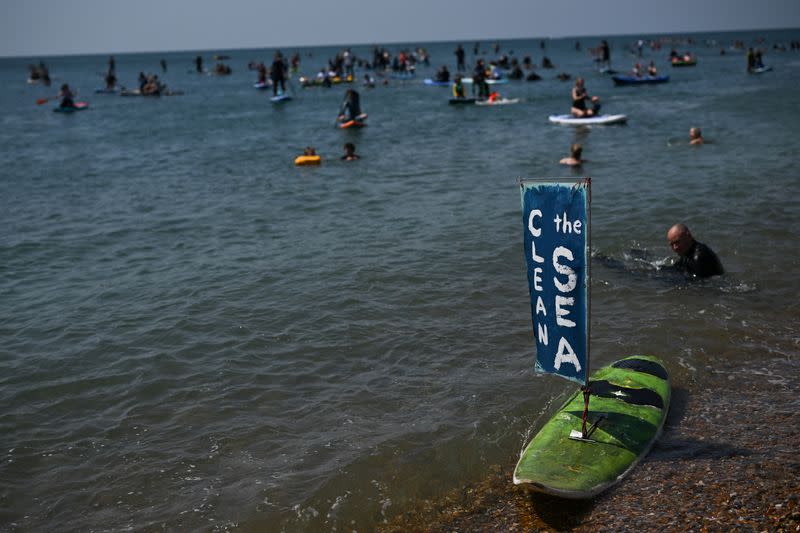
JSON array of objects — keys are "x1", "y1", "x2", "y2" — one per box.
[{"x1": 580, "y1": 177, "x2": 592, "y2": 438}]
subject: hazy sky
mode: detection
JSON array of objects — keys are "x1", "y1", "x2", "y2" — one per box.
[{"x1": 3, "y1": 0, "x2": 800, "y2": 57}]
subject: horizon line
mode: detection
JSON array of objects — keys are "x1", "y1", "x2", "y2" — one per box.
[{"x1": 2, "y1": 25, "x2": 797, "y2": 60}]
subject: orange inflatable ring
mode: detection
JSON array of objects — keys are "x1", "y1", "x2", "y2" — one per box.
[{"x1": 294, "y1": 155, "x2": 321, "y2": 166}]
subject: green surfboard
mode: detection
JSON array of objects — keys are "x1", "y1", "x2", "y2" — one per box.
[{"x1": 513, "y1": 355, "x2": 670, "y2": 498}]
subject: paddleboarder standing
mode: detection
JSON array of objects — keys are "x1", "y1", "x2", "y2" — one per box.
[{"x1": 270, "y1": 51, "x2": 288, "y2": 97}]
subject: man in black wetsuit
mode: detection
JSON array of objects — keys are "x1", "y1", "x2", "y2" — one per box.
[
  {"x1": 666, "y1": 224, "x2": 724, "y2": 279},
  {"x1": 270, "y1": 51, "x2": 288, "y2": 96}
]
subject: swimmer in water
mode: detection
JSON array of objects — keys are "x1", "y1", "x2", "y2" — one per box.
[
  {"x1": 341, "y1": 142, "x2": 360, "y2": 161},
  {"x1": 559, "y1": 143, "x2": 584, "y2": 166},
  {"x1": 666, "y1": 223, "x2": 724, "y2": 279},
  {"x1": 689, "y1": 127, "x2": 704, "y2": 145}
]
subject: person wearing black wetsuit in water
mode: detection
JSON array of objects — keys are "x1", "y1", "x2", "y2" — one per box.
[{"x1": 666, "y1": 224, "x2": 724, "y2": 279}]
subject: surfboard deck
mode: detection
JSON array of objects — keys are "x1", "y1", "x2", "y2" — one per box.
[
  {"x1": 549, "y1": 114, "x2": 627, "y2": 125},
  {"x1": 513, "y1": 355, "x2": 670, "y2": 499},
  {"x1": 270, "y1": 94, "x2": 292, "y2": 103}
]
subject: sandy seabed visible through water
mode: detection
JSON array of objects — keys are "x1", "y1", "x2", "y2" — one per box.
[{"x1": 380, "y1": 356, "x2": 800, "y2": 532}]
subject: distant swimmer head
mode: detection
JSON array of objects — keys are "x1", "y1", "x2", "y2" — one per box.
[
  {"x1": 342, "y1": 142, "x2": 359, "y2": 161},
  {"x1": 689, "y1": 127, "x2": 703, "y2": 144}
]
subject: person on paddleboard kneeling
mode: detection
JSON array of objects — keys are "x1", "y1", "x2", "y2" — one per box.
[
  {"x1": 58, "y1": 83, "x2": 76, "y2": 109},
  {"x1": 570, "y1": 77, "x2": 601, "y2": 117},
  {"x1": 666, "y1": 223, "x2": 724, "y2": 279}
]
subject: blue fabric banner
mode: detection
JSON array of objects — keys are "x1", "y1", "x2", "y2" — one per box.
[{"x1": 519, "y1": 179, "x2": 589, "y2": 385}]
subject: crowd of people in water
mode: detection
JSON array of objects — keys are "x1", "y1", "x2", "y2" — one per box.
[{"x1": 32, "y1": 35, "x2": 794, "y2": 278}]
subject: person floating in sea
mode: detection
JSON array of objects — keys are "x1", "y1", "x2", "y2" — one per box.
[
  {"x1": 194, "y1": 55, "x2": 204, "y2": 73},
  {"x1": 363, "y1": 73, "x2": 375, "y2": 88},
  {"x1": 559, "y1": 143, "x2": 584, "y2": 167},
  {"x1": 647, "y1": 61, "x2": 658, "y2": 76},
  {"x1": 689, "y1": 127, "x2": 704, "y2": 145},
  {"x1": 666, "y1": 224, "x2": 724, "y2": 279},
  {"x1": 58, "y1": 83, "x2": 76, "y2": 109},
  {"x1": 341, "y1": 142, "x2": 360, "y2": 160},
  {"x1": 338, "y1": 89, "x2": 366, "y2": 123},
  {"x1": 294, "y1": 146, "x2": 321, "y2": 166},
  {"x1": 452, "y1": 75, "x2": 466, "y2": 99},
  {"x1": 270, "y1": 51, "x2": 288, "y2": 96},
  {"x1": 571, "y1": 77, "x2": 601, "y2": 117}
]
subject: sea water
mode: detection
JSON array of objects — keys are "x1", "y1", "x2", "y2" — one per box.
[{"x1": 1, "y1": 29, "x2": 799, "y2": 531}]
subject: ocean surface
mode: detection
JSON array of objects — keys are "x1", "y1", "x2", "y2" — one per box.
[{"x1": 1, "y1": 29, "x2": 799, "y2": 532}]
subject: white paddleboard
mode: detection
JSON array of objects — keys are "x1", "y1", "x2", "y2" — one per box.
[
  {"x1": 549, "y1": 114, "x2": 627, "y2": 125},
  {"x1": 475, "y1": 98, "x2": 520, "y2": 106},
  {"x1": 461, "y1": 78, "x2": 508, "y2": 85}
]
